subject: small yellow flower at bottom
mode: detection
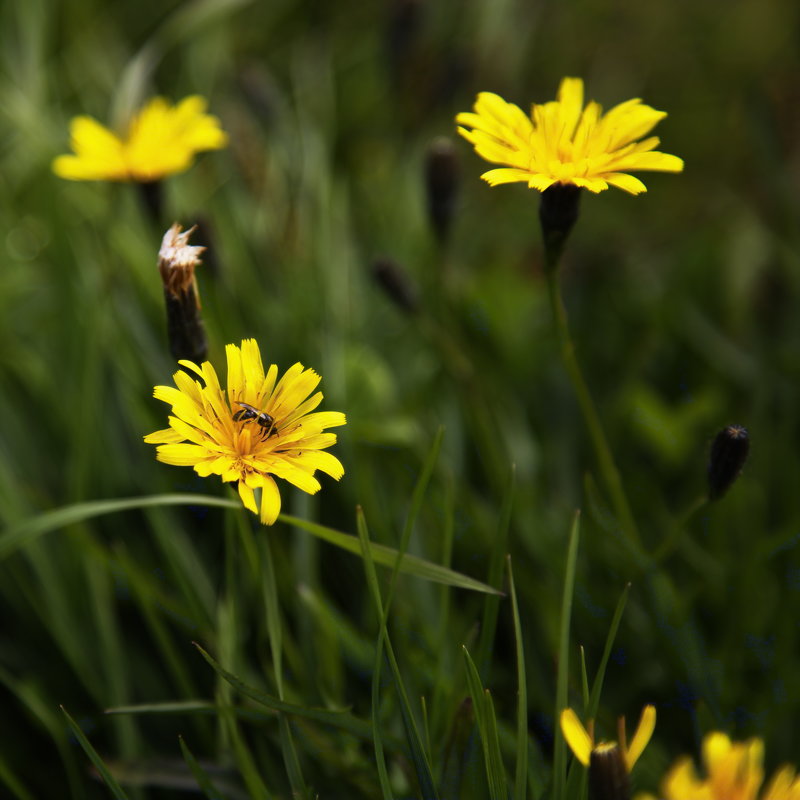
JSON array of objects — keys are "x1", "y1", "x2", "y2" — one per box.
[
  {"x1": 144, "y1": 339, "x2": 346, "y2": 525},
  {"x1": 53, "y1": 95, "x2": 227, "y2": 182},
  {"x1": 636, "y1": 732, "x2": 800, "y2": 800},
  {"x1": 561, "y1": 705, "x2": 656, "y2": 771}
]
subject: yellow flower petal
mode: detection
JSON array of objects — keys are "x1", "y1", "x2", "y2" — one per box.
[
  {"x1": 624, "y1": 704, "x2": 656, "y2": 771},
  {"x1": 259, "y1": 476, "x2": 282, "y2": 525},
  {"x1": 560, "y1": 708, "x2": 592, "y2": 767}
]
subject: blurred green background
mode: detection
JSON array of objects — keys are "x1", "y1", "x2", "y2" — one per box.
[{"x1": 2, "y1": 0, "x2": 800, "y2": 796}]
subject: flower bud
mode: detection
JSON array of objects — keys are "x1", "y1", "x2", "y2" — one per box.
[
  {"x1": 370, "y1": 257, "x2": 419, "y2": 315},
  {"x1": 707, "y1": 424, "x2": 749, "y2": 501},
  {"x1": 425, "y1": 137, "x2": 460, "y2": 244},
  {"x1": 590, "y1": 744, "x2": 630, "y2": 800}
]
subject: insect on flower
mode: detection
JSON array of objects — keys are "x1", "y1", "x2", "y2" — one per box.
[{"x1": 233, "y1": 401, "x2": 278, "y2": 440}]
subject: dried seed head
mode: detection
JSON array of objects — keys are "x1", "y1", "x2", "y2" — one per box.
[
  {"x1": 707, "y1": 424, "x2": 750, "y2": 501},
  {"x1": 158, "y1": 223, "x2": 208, "y2": 363}
]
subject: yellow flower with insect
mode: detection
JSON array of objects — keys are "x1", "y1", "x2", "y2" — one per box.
[
  {"x1": 53, "y1": 95, "x2": 227, "y2": 182},
  {"x1": 456, "y1": 78, "x2": 683, "y2": 195},
  {"x1": 637, "y1": 732, "x2": 800, "y2": 800},
  {"x1": 144, "y1": 339, "x2": 346, "y2": 525}
]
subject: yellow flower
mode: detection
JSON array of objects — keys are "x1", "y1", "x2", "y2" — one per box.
[
  {"x1": 456, "y1": 78, "x2": 683, "y2": 195},
  {"x1": 638, "y1": 732, "x2": 800, "y2": 800},
  {"x1": 561, "y1": 705, "x2": 656, "y2": 771},
  {"x1": 144, "y1": 339, "x2": 346, "y2": 525},
  {"x1": 53, "y1": 95, "x2": 228, "y2": 182}
]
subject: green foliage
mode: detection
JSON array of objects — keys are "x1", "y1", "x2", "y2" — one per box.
[{"x1": 2, "y1": 0, "x2": 800, "y2": 796}]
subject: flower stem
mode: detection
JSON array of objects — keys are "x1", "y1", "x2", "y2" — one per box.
[{"x1": 545, "y1": 270, "x2": 642, "y2": 549}]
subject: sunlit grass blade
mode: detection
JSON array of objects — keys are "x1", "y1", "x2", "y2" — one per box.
[
  {"x1": 507, "y1": 556, "x2": 529, "y2": 800},
  {"x1": 553, "y1": 511, "x2": 581, "y2": 800},
  {"x1": 462, "y1": 646, "x2": 507, "y2": 800},
  {"x1": 178, "y1": 736, "x2": 224, "y2": 800},
  {"x1": 476, "y1": 466, "x2": 514, "y2": 679},
  {"x1": 0, "y1": 494, "x2": 500, "y2": 594},
  {"x1": 60, "y1": 706, "x2": 129, "y2": 799},
  {"x1": 193, "y1": 644, "x2": 374, "y2": 740},
  {"x1": 0, "y1": 494, "x2": 236, "y2": 561},
  {"x1": 357, "y1": 507, "x2": 439, "y2": 800}
]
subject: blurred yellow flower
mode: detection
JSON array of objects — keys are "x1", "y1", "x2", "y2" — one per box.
[
  {"x1": 144, "y1": 339, "x2": 346, "y2": 525},
  {"x1": 638, "y1": 732, "x2": 800, "y2": 800},
  {"x1": 53, "y1": 95, "x2": 228, "y2": 182},
  {"x1": 456, "y1": 78, "x2": 683, "y2": 195},
  {"x1": 561, "y1": 705, "x2": 656, "y2": 771}
]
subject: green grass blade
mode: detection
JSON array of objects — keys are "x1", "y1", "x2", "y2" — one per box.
[
  {"x1": 508, "y1": 556, "x2": 528, "y2": 800},
  {"x1": 0, "y1": 754, "x2": 34, "y2": 800},
  {"x1": 586, "y1": 584, "x2": 630, "y2": 720},
  {"x1": 357, "y1": 509, "x2": 394, "y2": 800},
  {"x1": 476, "y1": 466, "x2": 515, "y2": 680},
  {"x1": 462, "y1": 646, "x2": 507, "y2": 800},
  {"x1": 178, "y1": 736, "x2": 224, "y2": 800},
  {"x1": 580, "y1": 647, "x2": 590, "y2": 709},
  {"x1": 60, "y1": 706, "x2": 129, "y2": 799},
  {"x1": 193, "y1": 644, "x2": 374, "y2": 740},
  {"x1": 357, "y1": 507, "x2": 439, "y2": 800},
  {"x1": 553, "y1": 511, "x2": 581, "y2": 800}
]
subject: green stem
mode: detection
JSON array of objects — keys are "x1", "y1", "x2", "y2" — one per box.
[
  {"x1": 545, "y1": 270, "x2": 642, "y2": 549},
  {"x1": 651, "y1": 493, "x2": 708, "y2": 564}
]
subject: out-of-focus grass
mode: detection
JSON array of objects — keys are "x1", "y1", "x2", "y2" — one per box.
[{"x1": 1, "y1": 0, "x2": 800, "y2": 796}]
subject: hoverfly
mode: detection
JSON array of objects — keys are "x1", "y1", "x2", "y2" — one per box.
[{"x1": 232, "y1": 401, "x2": 278, "y2": 440}]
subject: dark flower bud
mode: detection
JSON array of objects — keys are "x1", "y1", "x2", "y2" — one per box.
[
  {"x1": 425, "y1": 137, "x2": 460, "y2": 243},
  {"x1": 370, "y1": 257, "x2": 419, "y2": 315},
  {"x1": 158, "y1": 224, "x2": 208, "y2": 364},
  {"x1": 707, "y1": 424, "x2": 749, "y2": 500},
  {"x1": 539, "y1": 183, "x2": 581, "y2": 272},
  {"x1": 589, "y1": 743, "x2": 630, "y2": 800},
  {"x1": 385, "y1": 0, "x2": 422, "y2": 86}
]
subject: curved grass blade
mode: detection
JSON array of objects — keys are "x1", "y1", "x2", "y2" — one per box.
[
  {"x1": 60, "y1": 706, "x2": 129, "y2": 799},
  {"x1": 0, "y1": 494, "x2": 237, "y2": 561},
  {"x1": 193, "y1": 644, "x2": 374, "y2": 741},
  {"x1": 0, "y1": 495, "x2": 500, "y2": 594},
  {"x1": 178, "y1": 736, "x2": 224, "y2": 800}
]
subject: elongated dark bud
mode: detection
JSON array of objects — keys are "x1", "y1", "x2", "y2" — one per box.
[
  {"x1": 707, "y1": 424, "x2": 750, "y2": 500},
  {"x1": 589, "y1": 744, "x2": 630, "y2": 800},
  {"x1": 425, "y1": 137, "x2": 460, "y2": 244},
  {"x1": 370, "y1": 256, "x2": 419, "y2": 315},
  {"x1": 539, "y1": 183, "x2": 581, "y2": 272},
  {"x1": 158, "y1": 223, "x2": 208, "y2": 364}
]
